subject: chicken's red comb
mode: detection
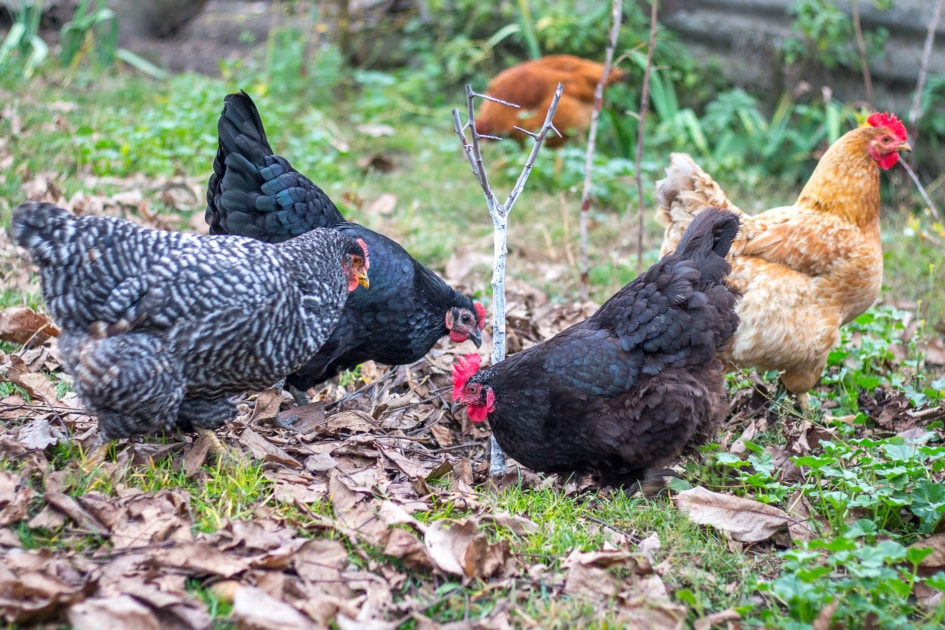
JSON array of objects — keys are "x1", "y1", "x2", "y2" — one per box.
[
  {"x1": 867, "y1": 112, "x2": 907, "y2": 141},
  {"x1": 474, "y1": 302, "x2": 486, "y2": 330},
  {"x1": 451, "y1": 353, "x2": 482, "y2": 397}
]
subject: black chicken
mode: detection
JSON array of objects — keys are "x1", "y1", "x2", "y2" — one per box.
[
  {"x1": 206, "y1": 91, "x2": 484, "y2": 402},
  {"x1": 452, "y1": 208, "x2": 741, "y2": 486},
  {"x1": 12, "y1": 202, "x2": 369, "y2": 441}
]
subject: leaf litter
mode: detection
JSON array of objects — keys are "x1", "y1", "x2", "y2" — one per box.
[{"x1": 2, "y1": 190, "x2": 945, "y2": 626}]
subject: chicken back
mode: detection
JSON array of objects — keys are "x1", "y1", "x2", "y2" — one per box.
[
  {"x1": 452, "y1": 209, "x2": 740, "y2": 486},
  {"x1": 12, "y1": 201, "x2": 369, "y2": 439},
  {"x1": 206, "y1": 91, "x2": 484, "y2": 400}
]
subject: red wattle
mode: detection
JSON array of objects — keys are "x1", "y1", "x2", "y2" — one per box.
[
  {"x1": 877, "y1": 151, "x2": 899, "y2": 171},
  {"x1": 467, "y1": 404, "x2": 489, "y2": 423}
]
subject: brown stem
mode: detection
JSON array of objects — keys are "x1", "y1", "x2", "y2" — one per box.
[
  {"x1": 633, "y1": 0, "x2": 660, "y2": 274},
  {"x1": 850, "y1": 0, "x2": 873, "y2": 107},
  {"x1": 578, "y1": 0, "x2": 623, "y2": 301},
  {"x1": 908, "y1": 0, "x2": 945, "y2": 138}
]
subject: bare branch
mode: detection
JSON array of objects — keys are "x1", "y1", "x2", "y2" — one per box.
[
  {"x1": 578, "y1": 0, "x2": 623, "y2": 300},
  {"x1": 478, "y1": 93, "x2": 522, "y2": 109},
  {"x1": 908, "y1": 0, "x2": 945, "y2": 136},
  {"x1": 452, "y1": 80, "x2": 565, "y2": 476},
  {"x1": 633, "y1": 0, "x2": 660, "y2": 273},
  {"x1": 512, "y1": 124, "x2": 562, "y2": 142},
  {"x1": 504, "y1": 83, "x2": 564, "y2": 214},
  {"x1": 899, "y1": 158, "x2": 941, "y2": 220}
]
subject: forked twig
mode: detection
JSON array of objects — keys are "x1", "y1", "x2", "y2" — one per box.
[
  {"x1": 452, "y1": 82, "x2": 564, "y2": 476},
  {"x1": 578, "y1": 0, "x2": 623, "y2": 300}
]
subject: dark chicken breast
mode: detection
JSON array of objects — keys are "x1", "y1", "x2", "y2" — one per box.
[{"x1": 453, "y1": 209, "x2": 740, "y2": 486}]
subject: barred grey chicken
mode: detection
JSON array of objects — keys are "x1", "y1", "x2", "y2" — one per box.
[{"x1": 12, "y1": 202, "x2": 370, "y2": 443}]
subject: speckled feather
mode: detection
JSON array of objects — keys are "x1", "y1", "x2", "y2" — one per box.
[
  {"x1": 12, "y1": 202, "x2": 359, "y2": 439},
  {"x1": 205, "y1": 91, "x2": 482, "y2": 391},
  {"x1": 462, "y1": 209, "x2": 740, "y2": 486},
  {"x1": 655, "y1": 117, "x2": 906, "y2": 396}
]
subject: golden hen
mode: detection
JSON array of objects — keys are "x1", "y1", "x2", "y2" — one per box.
[
  {"x1": 655, "y1": 112, "x2": 910, "y2": 408},
  {"x1": 475, "y1": 55, "x2": 626, "y2": 147}
]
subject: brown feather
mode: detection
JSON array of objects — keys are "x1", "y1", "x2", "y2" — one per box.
[
  {"x1": 475, "y1": 55, "x2": 626, "y2": 147},
  {"x1": 654, "y1": 119, "x2": 909, "y2": 403}
]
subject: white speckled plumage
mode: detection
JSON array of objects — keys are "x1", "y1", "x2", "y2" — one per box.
[{"x1": 13, "y1": 201, "x2": 362, "y2": 439}]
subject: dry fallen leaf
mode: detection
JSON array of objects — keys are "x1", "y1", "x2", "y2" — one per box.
[
  {"x1": 106, "y1": 489, "x2": 192, "y2": 550},
  {"x1": 182, "y1": 432, "x2": 215, "y2": 476},
  {"x1": 17, "y1": 418, "x2": 60, "y2": 450},
  {"x1": 694, "y1": 608, "x2": 742, "y2": 630},
  {"x1": 909, "y1": 530, "x2": 945, "y2": 608},
  {"x1": 44, "y1": 492, "x2": 109, "y2": 537},
  {"x1": 0, "y1": 564, "x2": 88, "y2": 624},
  {"x1": 0, "y1": 307, "x2": 59, "y2": 345},
  {"x1": 293, "y1": 538, "x2": 351, "y2": 599},
  {"x1": 423, "y1": 518, "x2": 509, "y2": 581},
  {"x1": 231, "y1": 585, "x2": 314, "y2": 630},
  {"x1": 367, "y1": 193, "x2": 397, "y2": 215},
  {"x1": 911, "y1": 533, "x2": 945, "y2": 572},
  {"x1": 617, "y1": 599, "x2": 686, "y2": 630},
  {"x1": 4, "y1": 355, "x2": 61, "y2": 404},
  {"x1": 812, "y1": 598, "x2": 840, "y2": 630},
  {"x1": 68, "y1": 595, "x2": 160, "y2": 630},
  {"x1": 784, "y1": 489, "x2": 817, "y2": 543},
  {"x1": 239, "y1": 427, "x2": 301, "y2": 468},
  {"x1": 280, "y1": 401, "x2": 325, "y2": 434},
  {"x1": 383, "y1": 529, "x2": 433, "y2": 569},
  {"x1": 0, "y1": 471, "x2": 33, "y2": 526},
  {"x1": 317, "y1": 410, "x2": 377, "y2": 436},
  {"x1": 674, "y1": 486, "x2": 792, "y2": 543},
  {"x1": 144, "y1": 542, "x2": 249, "y2": 578},
  {"x1": 250, "y1": 387, "x2": 286, "y2": 426},
  {"x1": 119, "y1": 581, "x2": 212, "y2": 630}
]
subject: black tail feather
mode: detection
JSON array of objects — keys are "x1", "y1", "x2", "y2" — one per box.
[
  {"x1": 218, "y1": 90, "x2": 274, "y2": 165},
  {"x1": 674, "y1": 208, "x2": 739, "y2": 260}
]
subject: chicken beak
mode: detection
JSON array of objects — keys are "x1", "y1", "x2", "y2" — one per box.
[
  {"x1": 899, "y1": 141, "x2": 912, "y2": 153},
  {"x1": 450, "y1": 401, "x2": 462, "y2": 416},
  {"x1": 469, "y1": 327, "x2": 482, "y2": 348},
  {"x1": 356, "y1": 270, "x2": 370, "y2": 289}
]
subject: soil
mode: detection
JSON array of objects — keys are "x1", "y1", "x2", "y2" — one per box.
[{"x1": 119, "y1": 0, "x2": 275, "y2": 76}]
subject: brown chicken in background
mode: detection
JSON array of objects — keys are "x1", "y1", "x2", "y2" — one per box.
[
  {"x1": 655, "y1": 112, "x2": 911, "y2": 409},
  {"x1": 475, "y1": 55, "x2": 626, "y2": 147}
]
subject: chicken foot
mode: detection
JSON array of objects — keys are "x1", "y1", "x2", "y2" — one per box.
[{"x1": 178, "y1": 397, "x2": 237, "y2": 460}]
